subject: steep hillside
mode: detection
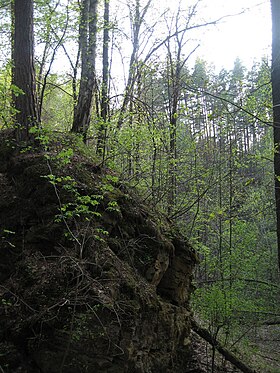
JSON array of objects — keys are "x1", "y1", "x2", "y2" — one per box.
[{"x1": 0, "y1": 134, "x2": 199, "y2": 373}]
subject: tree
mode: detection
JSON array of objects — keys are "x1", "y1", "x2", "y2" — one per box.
[
  {"x1": 116, "y1": 0, "x2": 152, "y2": 129},
  {"x1": 271, "y1": 0, "x2": 280, "y2": 269},
  {"x1": 35, "y1": 0, "x2": 72, "y2": 122},
  {"x1": 71, "y1": 0, "x2": 98, "y2": 139},
  {"x1": 11, "y1": 0, "x2": 38, "y2": 142},
  {"x1": 96, "y1": 0, "x2": 110, "y2": 157}
]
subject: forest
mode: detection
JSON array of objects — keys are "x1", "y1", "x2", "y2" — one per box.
[{"x1": 0, "y1": 0, "x2": 279, "y2": 372}]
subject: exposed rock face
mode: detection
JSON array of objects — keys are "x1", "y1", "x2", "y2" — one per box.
[{"x1": 0, "y1": 138, "x2": 198, "y2": 372}]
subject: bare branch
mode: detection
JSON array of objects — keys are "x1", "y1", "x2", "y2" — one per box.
[{"x1": 143, "y1": 10, "x2": 247, "y2": 64}]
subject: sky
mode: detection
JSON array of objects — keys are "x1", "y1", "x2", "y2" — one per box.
[
  {"x1": 194, "y1": 0, "x2": 271, "y2": 70},
  {"x1": 50, "y1": 0, "x2": 272, "y2": 75},
  {"x1": 99, "y1": 0, "x2": 273, "y2": 94}
]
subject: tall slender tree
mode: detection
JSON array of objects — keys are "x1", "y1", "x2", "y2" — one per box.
[
  {"x1": 117, "y1": 0, "x2": 152, "y2": 129},
  {"x1": 11, "y1": 0, "x2": 38, "y2": 143},
  {"x1": 97, "y1": 0, "x2": 110, "y2": 157},
  {"x1": 271, "y1": 0, "x2": 280, "y2": 269},
  {"x1": 71, "y1": 0, "x2": 98, "y2": 140}
]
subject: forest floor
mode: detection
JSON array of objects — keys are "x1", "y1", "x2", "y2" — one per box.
[
  {"x1": 191, "y1": 324, "x2": 280, "y2": 373},
  {"x1": 249, "y1": 324, "x2": 280, "y2": 372}
]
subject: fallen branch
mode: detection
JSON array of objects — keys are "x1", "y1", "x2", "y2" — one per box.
[{"x1": 191, "y1": 319, "x2": 257, "y2": 373}]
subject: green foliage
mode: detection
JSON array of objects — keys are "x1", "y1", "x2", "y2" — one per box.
[
  {"x1": 0, "y1": 66, "x2": 17, "y2": 128},
  {"x1": 29, "y1": 125, "x2": 51, "y2": 148},
  {"x1": 56, "y1": 148, "x2": 74, "y2": 165},
  {"x1": 43, "y1": 169, "x2": 103, "y2": 226},
  {"x1": 39, "y1": 74, "x2": 74, "y2": 130},
  {"x1": 106, "y1": 200, "x2": 120, "y2": 213}
]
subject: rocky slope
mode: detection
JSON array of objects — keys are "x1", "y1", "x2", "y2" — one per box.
[{"x1": 0, "y1": 134, "x2": 199, "y2": 373}]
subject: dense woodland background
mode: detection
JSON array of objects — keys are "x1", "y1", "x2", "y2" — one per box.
[{"x1": 1, "y1": 0, "x2": 280, "y2": 371}]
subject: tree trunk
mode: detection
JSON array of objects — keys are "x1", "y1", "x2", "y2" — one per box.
[
  {"x1": 271, "y1": 0, "x2": 280, "y2": 269},
  {"x1": 11, "y1": 0, "x2": 37, "y2": 143},
  {"x1": 97, "y1": 0, "x2": 110, "y2": 157},
  {"x1": 117, "y1": 0, "x2": 152, "y2": 129},
  {"x1": 71, "y1": 0, "x2": 98, "y2": 140}
]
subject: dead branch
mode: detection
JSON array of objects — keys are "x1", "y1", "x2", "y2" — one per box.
[{"x1": 191, "y1": 319, "x2": 257, "y2": 373}]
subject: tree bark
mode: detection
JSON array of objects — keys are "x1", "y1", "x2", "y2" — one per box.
[
  {"x1": 97, "y1": 0, "x2": 110, "y2": 156},
  {"x1": 271, "y1": 0, "x2": 280, "y2": 269},
  {"x1": 11, "y1": 0, "x2": 37, "y2": 143},
  {"x1": 71, "y1": 0, "x2": 98, "y2": 140}
]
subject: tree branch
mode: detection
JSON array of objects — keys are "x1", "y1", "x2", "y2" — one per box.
[
  {"x1": 191, "y1": 319, "x2": 257, "y2": 373},
  {"x1": 143, "y1": 10, "x2": 247, "y2": 64}
]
